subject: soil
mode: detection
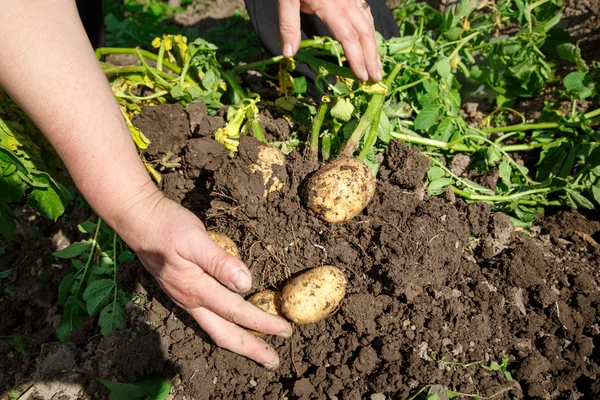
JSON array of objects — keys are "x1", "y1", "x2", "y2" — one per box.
[{"x1": 2, "y1": 2, "x2": 600, "y2": 400}]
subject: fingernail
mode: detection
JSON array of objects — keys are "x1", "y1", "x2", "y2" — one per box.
[
  {"x1": 276, "y1": 328, "x2": 293, "y2": 338},
  {"x1": 263, "y1": 361, "x2": 279, "y2": 370},
  {"x1": 378, "y1": 58, "x2": 383, "y2": 70},
  {"x1": 232, "y1": 269, "x2": 252, "y2": 292},
  {"x1": 376, "y1": 70, "x2": 383, "y2": 82},
  {"x1": 283, "y1": 43, "x2": 293, "y2": 58},
  {"x1": 360, "y1": 69, "x2": 369, "y2": 82}
]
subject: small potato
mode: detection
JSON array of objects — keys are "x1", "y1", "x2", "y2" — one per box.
[
  {"x1": 207, "y1": 231, "x2": 240, "y2": 258},
  {"x1": 248, "y1": 144, "x2": 286, "y2": 197},
  {"x1": 303, "y1": 157, "x2": 375, "y2": 223},
  {"x1": 248, "y1": 290, "x2": 284, "y2": 336},
  {"x1": 281, "y1": 266, "x2": 346, "y2": 324}
]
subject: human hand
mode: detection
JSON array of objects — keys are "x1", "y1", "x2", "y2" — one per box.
[
  {"x1": 122, "y1": 192, "x2": 293, "y2": 369},
  {"x1": 277, "y1": 0, "x2": 382, "y2": 82}
]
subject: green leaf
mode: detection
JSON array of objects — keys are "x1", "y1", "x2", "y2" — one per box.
[
  {"x1": 566, "y1": 188, "x2": 594, "y2": 210},
  {"x1": 436, "y1": 59, "x2": 451, "y2": 78},
  {"x1": 118, "y1": 250, "x2": 135, "y2": 263},
  {"x1": 293, "y1": 76, "x2": 307, "y2": 95},
  {"x1": 53, "y1": 241, "x2": 91, "y2": 259},
  {"x1": 78, "y1": 221, "x2": 97, "y2": 234},
  {"x1": 427, "y1": 177, "x2": 453, "y2": 196},
  {"x1": 26, "y1": 175, "x2": 67, "y2": 220},
  {"x1": 83, "y1": 279, "x2": 115, "y2": 316},
  {"x1": 330, "y1": 98, "x2": 354, "y2": 122},
  {"x1": 556, "y1": 43, "x2": 587, "y2": 71},
  {"x1": 499, "y1": 161, "x2": 512, "y2": 186},
  {"x1": 99, "y1": 302, "x2": 126, "y2": 336},
  {"x1": 433, "y1": 118, "x2": 454, "y2": 142},
  {"x1": 414, "y1": 107, "x2": 440, "y2": 131},
  {"x1": 592, "y1": 186, "x2": 600, "y2": 205},
  {"x1": 58, "y1": 272, "x2": 78, "y2": 305},
  {"x1": 563, "y1": 71, "x2": 585, "y2": 92},
  {"x1": 56, "y1": 298, "x2": 86, "y2": 341},
  {"x1": 99, "y1": 377, "x2": 171, "y2": 400},
  {"x1": 427, "y1": 165, "x2": 445, "y2": 181},
  {"x1": 0, "y1": 268, "x2": 12, "y2": 279}
]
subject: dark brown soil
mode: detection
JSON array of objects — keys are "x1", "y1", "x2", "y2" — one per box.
[
  {"x1": 2, "y1": 2, "x2": 600, "y2": 400},
  {"x1": 3, "y1": 102, "x2": 599, "y2": 399}
]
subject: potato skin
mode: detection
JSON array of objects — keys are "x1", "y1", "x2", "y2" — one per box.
[
  {"x1": 303, "y1": 157, "x2": 375, "y2": 223},
  {"x1": 207, "y1": 231, "x2": 240, "y2": 258},
  {"x1": 248, "y1": 144, "x2": 286, "y2": 197},
  {"x1": 248, "y1": 290, "x2": 283, "y2": 336},
  {"x1": 281, "y1": 266, "x2": 347, "y2": 324}
]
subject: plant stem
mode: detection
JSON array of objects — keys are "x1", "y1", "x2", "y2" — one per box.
[
  {"x1": 294, "y1": 52, "x2": 357, "y2": 80},
  {"x1": 358, "y1": 107, "x2": 382, "y2": 162},
  {"x1": 75, "y1": 218, "x2": 102, "y2": 298},
  {"x1": 221, "y1": 71, "x2": 247, "y2": 104},
  {"x1": 451, "y1": 185, "x2": 559, "y2": 205},
  {"x1": 230, "y1": 55, "x2": 285, "y2": 76},
  {"x1": 251, "y1": 119, "x2": 266, "y2": 143},
  {"x1": 101, "y1": 65, "x2": 176, "y2": 81},
  {"x1": 392, "y1": 132, "x2": 546, "y2": 153},
  {"x1": 310, "y1": 102, "x2": 328, "y2": 162},
  {"x1": 342, "y1": 63, "x2": 403, "y2": 157},
  {"x1": 96, "y1": 47, "x2": 181, "y2": 74},
  {"x1": 481, "y1": 122, "x2": 559, "y2": 134}
]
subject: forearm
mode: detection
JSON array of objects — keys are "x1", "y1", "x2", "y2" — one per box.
[{"x1": 0, "y1": 0, "x2": 161, "y2": 244}]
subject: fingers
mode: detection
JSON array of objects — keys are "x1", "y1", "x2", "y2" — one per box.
[
  {"x1": 184, "y1": 228, "x2": 253, "y2": 293},
  {"x1": 316, "y1": 2, "x2": 382, "y2": 82},
  {"x1": 188, "y1": 306, "x2": 281, "y2": 368},
  {"x1": 190, "y1": 272, "x2": 293, "y2": 336},
  {"x1": 278, "y1": 0, "x2": 302, "y2": 58}
]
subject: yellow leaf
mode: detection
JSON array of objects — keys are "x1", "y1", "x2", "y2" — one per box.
[
  {"x1": 360, "y1": 81, "x2": 388, "y2": 94},
  {"x1": 143, "y1": 161, "x2": 162, "y2": 183},
  {"x1": 151, "y1": 37, "x2": 161, "y2": 48}
]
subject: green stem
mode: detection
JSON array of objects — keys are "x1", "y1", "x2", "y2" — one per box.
[
  {"x1": 357, "y1": 107, "x2": 382, "y2": 162},
  {"x1": 448, "y1": 134, "x2": 536, "y2": 184},
  {"x1": 116, "y1": 90, "x2": 169, "y2": 101},
  {"x1": 230, "y1": 56, "x2": 284, "y2": 76},
  {"x1": 75, "y1": 218, "x2": 102, "y2": 298},
  {"x1": 222, "y1": 71, "x2": 247, "y2": 104},
  {"x1": 96, "y1": 47, "x2": 181, "y2": 74},
  {"x1": 392, "y1": 131, "x2": 546, "y2": 153},
  {"x1": 451, "y1": 185, "x2": 558, "y2": 205},
  {"x1": 342, "y1": 63, "x2": 403, "y2": 157},
  {"x1": 482, "y1": 122, "x2": 559, "y2": 134},
  {"x1": 294, "y1": 52, "x2": 357, "y2": 80},
  {"x1": 156, "y1": 41, "x2": 166, "y2": 72},
  {"x1": 251, "y1": 119, "x2": 266, "y2": 143},
  {"x1": 310, "y1": 102, "x2": 328, "y2": 162},
  {"x1": 101, "y1": 65, "x2": 176, "y2": 81}
]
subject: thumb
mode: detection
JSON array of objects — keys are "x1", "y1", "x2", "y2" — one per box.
[
  {"x1": 186, "y1": 228, "x2": 253, "y2": 293},
  {"x1": 278, "y1": 0, "x2": 302, "y2": 58}
]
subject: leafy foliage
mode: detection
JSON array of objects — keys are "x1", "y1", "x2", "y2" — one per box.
[
  {"x1": 54, "y1": 218, "x2": 133, "y2": 340},
  {"x1": 99, "y1": 376, "x2": 171, "y2": 400},
  {"x1": 0, "y1": 89, "x2": 72, "y2": 240}
]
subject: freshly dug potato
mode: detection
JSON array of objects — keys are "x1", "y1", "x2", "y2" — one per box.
[
  {"x1": 281, "y1": 266, "x2": 347, "y2": 324},
  {"x1": 248, "y1": 144, "x2": 286, "y2": 197},
  {"x1": 207, "y1": 231, "x2": 240, "y2": 258},
  {"x1": 248, "y1": 290, "x2": 284, "y2": 336},
  {"x1": 303, "y1": 157, "x2": 375, "y2": 223}
]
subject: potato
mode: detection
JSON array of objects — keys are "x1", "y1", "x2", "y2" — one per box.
[
  {"x1": 248, "y1": 144, "x2": 286, "y2": 197},
  {"x1": 303, "y1": 157, "x2": 375, "y2": 223},
  {"x1": 248, "y1": 290, "x2": 284, "y2": 336},
  {"x1": 281, "y1": 266, "x2": 346, "y2": 324},
  {"x1": 207, "y1": 231, "x2": 240, "y2": 258}
]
